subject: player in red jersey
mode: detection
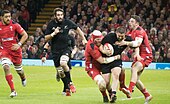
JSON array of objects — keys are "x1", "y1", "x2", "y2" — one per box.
[
  {"x1": 85, "y1": 30, "x2": 120, "y2": 103},
  {"x1": 0, "y1": 10, "x2": 28, "y2": 98},
  {"x1": 116, "y1": 15, "x2": 153, "y2": 104}
]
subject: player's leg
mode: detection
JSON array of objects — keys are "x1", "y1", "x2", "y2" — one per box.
[
  {"x1": 60, "y1": 55, "x2": 73, "y2": 95},
  {"x1": 136, "y1": 72, "x2": 152, "y2": 104},
  {"x1": 121, "y1": 62, "x2": 143, "y2": 98},
  {"x1": 119, "y1": 68, "x2": 127, "y2": 89},
  {"x1": 14, "y1": 64, "x2": 26, "y2": 87},
  {"x1": 56, "y1": 69, "x2": 60, "y2": 82},
  {"x1": 87, "y1": 68, "x2": 108, "y2": 103},
  {"x1": 1, "y1": 58, "x2": 17, "y2": 97},
  {"x1": 102, "y1": 73, "x2": 112, "y2": 99},
  {"x1": 110, "y1": 67, "x2": 121, "y2": 103},
  {"x1": 56, "y1": 66, "x2": 70, "y2": 96},
  {"x1": 94, "y1": 74, "x2": 109, "y2": 103},
  {"x1": 129, "y1": 61, "x2": 143, "y2": 93},
  {"x1": 12, "y1": 51, "x2": 26, "y2": 87}
]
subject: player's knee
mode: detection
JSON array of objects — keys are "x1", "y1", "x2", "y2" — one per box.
[
  {"x1": 95, "y1": 75, "x2": 106, "y2": 91},
  {"x1": 56, "y1": 67, "x2": 65, "y2": 78},
  {"x1": 1, "y1": 58, "x2": 11, "y2": 69},
  {"x1": 14, "y1": 65, "x2": 23, "y2": 71},
  {"x1": 98, "y1": 79, "x2": 106, "y2": 91},
  {"x1": 60, "y1": 55, "x2": 69, "y2": 67},
  {"x1": 114, "y1": 73, "x2": 120, "y2": 80}
]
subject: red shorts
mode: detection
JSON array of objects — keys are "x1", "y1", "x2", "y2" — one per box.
[
  {"x1": 132, "y1": 54, "x2": 153, "y2": 69},
  {"x1": 85, "y1": 64, "x2": 101, "y2": 80},
  {"x1": 0, "y1": 47, "x2": 22, "y2": 65}
]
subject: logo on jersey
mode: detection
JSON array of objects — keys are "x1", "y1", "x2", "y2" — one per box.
[
  {"x1": 52, "y1": 27, "x2": 56, "y2": 30},
  {"x1": 2, "y1": 37, "x2": 14, "y2": 41},
  {"x1": 10, "y1": 26, "x2": 13, "y2": 31},
  {"x1": 64, "y1": 25, "x2": 68, "y2": 29}
]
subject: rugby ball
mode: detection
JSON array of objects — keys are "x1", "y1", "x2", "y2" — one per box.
[{"x1": 103, "y1": 43, "x2": 114, "y2": 56}]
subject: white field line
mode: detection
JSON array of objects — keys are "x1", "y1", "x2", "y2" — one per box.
[{"x1": 118, "y1": 96, "x2": 144, "y2": 101}]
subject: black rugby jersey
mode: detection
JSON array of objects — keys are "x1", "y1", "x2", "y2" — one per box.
[
  {"x1": 45, "y1": 19, "x2": 77, "y2": 53},
  {"x1": 101, "y1": 32, "x2": 132, "y2": 56}
]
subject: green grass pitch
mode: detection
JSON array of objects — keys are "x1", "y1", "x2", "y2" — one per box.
[{"x1": 0, "y1": 66, "x2": 170, "y2": 104}]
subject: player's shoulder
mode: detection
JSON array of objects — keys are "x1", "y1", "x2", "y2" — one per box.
[
  {"x1": 87, "y1": 40, "x2": 95, "y2": 50},
  {"x1": 65, "y1": 18, "x2": 72, "y2": 22},
  {"x1": 11, "y1": 20, "x2": 20, "y2": 26},
  {"x1": 136, "y1": 26, "x2": 142, "y2": 31},
  {"x1": 48, "y1": 19, "x2": 55, "y2": 25},
  {"x1": 108, "y1": 32, "x2": 116, "y2": 36},
  {"x1": 125, "y1": 35, "x2": 133, "y2": 41}
]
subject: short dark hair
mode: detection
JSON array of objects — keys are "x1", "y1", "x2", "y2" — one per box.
[
  {"x1": 0, "y1": 10, "x2": 10, "y2": 16},
  {"x1": 116, "y1": 27, "x2": 126, "y2": 34},
  {"x1": 131, "y1": 15, "x2": 141, "y2": 23},
  {"x1": 53, "y1": 8, "x2": 64, "y2": 15}
]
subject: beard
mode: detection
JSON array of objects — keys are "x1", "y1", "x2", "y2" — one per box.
[{"x1": 56, "y1": 18, "x2": 63, "y2": 23}]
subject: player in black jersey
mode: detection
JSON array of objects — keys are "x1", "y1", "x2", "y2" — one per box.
[
  {"x1": 44, "y1": 8, "x2": 87, "y2": 96},
  {"x1": 100, "y1": 27, "x2": 132, "y2": 103}
]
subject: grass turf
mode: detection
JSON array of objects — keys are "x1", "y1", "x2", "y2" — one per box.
[{"x1": 0, "y1": 66, "x2": 170, "y2": 104}]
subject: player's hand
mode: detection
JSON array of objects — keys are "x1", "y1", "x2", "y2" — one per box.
[
  {"x1": 134, "y1": 54, "x2": 142, "y2": 61},
  {"x1": 115, "y1": 40, "x2": 127, "y2": 46},
  {"x1": 104, "y1": 49, "x2": 112, "y2": 56},
  {"x1": 41, "y1": 57, "x2": 46, "y2": 63},
  {"x1": 115, "y1": 55, "x2": 121, "y2": 60},
  {"x1": 82, "y1": 39, "x2": 87, "y2": 45},
  {"x1": 11, "y1": 44, "x2": 20, "y2": 51},
  {"x1": 54, "y1": 27, "x2": 61, "y2": 34}
]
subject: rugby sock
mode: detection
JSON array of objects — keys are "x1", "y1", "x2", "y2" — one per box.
[
  {"x1": 129, "y1": 81, "x2": 136, "y2": 93},
  {"x1": 100, "y1": 90, "x2": 107, "y2": 97},
  {"x1": 119, "y1": 71, "x2": 126, "y2": 88},
  {"x1": 5, "y1": 74, "x2": 15, "y2": 91},
  {"x1": 65, "y1": 71, "x2": 72, "y2": 83},
  {"x1": 17, "y1": 70, "x2": 26, "y2": 81},
  {"x1": 112, "y1": 91, "x2": 116, "y2": 95},
  {"x1": 140, "y1": 88, "x2": 150, "y2": 98},
  {"x1": 61, "y1": 77, "x2": 69, "y2": 92}
]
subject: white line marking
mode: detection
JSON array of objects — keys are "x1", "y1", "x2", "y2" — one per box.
[{"x1": 118, "y1": 96, "x2": 144, "y2": 101}]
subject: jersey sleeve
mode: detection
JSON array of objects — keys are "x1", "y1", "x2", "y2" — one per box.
[
  {"x1": 15, "y1": 23, "x2": 24, "y2": 34},
  {"x1": 68, "y1": 20, "x2": 78, "y2": 30},
  {"x1": 126, "y1": 36, "x2": 133, "y2": 42},
  {"x1": 101, "y1": 34, "x2": 111, "y2": 45},
  {"x1": 45, "y1": 22, "x2": 53, "y2": 35},
  {"x1": 89, "y1": 44, "x2": 101, "y2": 60},
  {"x1": 135, "y1": 30, "x2": 144, "y2": 39},
  {"x1": 70, "y1": 36, "x2": 75, "y2": 48}
]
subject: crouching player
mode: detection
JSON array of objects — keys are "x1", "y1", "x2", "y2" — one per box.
[
  {"x1": 99, "y1": 27, "x2": 133, "y2": 103},
  {"x1": 85, "y1": 30, "x2": 120, "y2": 103}
]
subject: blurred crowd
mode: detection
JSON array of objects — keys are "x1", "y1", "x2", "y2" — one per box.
[
  {"x1": 1, "y1": 0, "x2": 170, "y2": 62},
  {"x1": 0, "y1": 0, "x2": 49, "y2": 30}
]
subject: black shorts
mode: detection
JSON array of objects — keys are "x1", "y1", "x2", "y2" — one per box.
[
  {"x1": 52, "y1": 48, "x2": 72, "y2": 69},
  {"x1": 101, "y1": 60, "x2": 122, "y2": 74}
]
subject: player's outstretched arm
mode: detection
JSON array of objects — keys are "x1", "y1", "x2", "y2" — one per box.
[
  {"x1": 96, "y1": 55, "x2": 120, "y2": 64},
  {"x1": 116, "y1": 37, "x2": 143, "y2": 48},
  {"x1": 75, "y1": 27, "x2": 87, "y2": 45}
]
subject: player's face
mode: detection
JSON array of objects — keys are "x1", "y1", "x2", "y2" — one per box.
[
  {"x1": 128, "y1": 18, "x2": 137, "y2": 30},
  {"x1": 2, "y1": 13, "x2": 11, "y2": 25},
  {"x1": 116, "y1": 32, "x2": 125, "y2": 41},
  {"x1": 55, "y1": 11, "x2": 64, "y2": 22},
  {"x1": 94, "y1": 38, "x2": 102, "y2": 46}
]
